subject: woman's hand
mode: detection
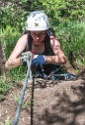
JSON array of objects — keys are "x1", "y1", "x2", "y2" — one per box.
[
  {"x1": 21, "y1": 51, "x2": 46, "y2": 67},
  {"x1": 32, "y1": 55, "x2": 46, "y2": 66}
]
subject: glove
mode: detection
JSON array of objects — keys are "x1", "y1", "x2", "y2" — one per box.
[{"x1": 32, "y1": 55, "x2": 46, "y2": 67}]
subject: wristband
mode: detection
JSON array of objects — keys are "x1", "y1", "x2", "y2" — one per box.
[{"x1": 44, "y1": 56, "x2": 48, "y2": 63}]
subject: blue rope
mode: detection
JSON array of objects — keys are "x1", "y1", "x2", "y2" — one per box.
[{"x1": 13, "y1": 58, "x2": 32, "y2": 125}]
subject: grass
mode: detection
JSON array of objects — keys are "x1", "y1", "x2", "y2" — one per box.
[
  {"x1": 0, "y1": 114, "x2": 11, "y2": 125},
  {"x1": 0, "y1": 68, "x2": 25, "y2": 101},
  {"x1": 11, "y1": 93, "x2": 20, "y2": 104},
  {"x1": 4, "y1": 117, "x2": 11, "y2": 125},
  {"x1": 0, "y1": 75, "x2": 12, "y2": 101}
]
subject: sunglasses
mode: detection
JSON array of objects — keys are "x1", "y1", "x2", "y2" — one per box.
[{"x1": 30, "y1": 31, "x2": 46, "y2": 37}]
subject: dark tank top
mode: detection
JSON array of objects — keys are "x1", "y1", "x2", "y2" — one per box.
[
  {"x1": 24, "y1": 33, "x2": 60, "y2": 76},
  {"x1": 25, "y1": 33, "x2": 54, "y2": 55}
]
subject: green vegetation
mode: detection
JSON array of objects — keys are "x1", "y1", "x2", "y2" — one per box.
[
  {"x1": 4, "y1": 117, "x2": 11, "y2": 125},
  {"x1": 0, "y1": 74, "x2": 11, "y2": 101},
  {"x1": 55, "y1": 21, "x2": 85, "y2": 55},
  {"x1": 0, "y1": 1, "x2": 85, "y2": 123}
]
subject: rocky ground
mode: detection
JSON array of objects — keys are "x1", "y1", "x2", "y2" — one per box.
[{"x1": 1, "y1": 73, "x2": 85, "y2": 125}]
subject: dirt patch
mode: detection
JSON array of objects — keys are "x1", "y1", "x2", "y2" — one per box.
[{"x1": 1, "y1": 75, "x2": 85, "y2": 125}]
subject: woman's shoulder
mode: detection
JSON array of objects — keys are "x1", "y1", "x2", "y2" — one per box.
[
  {"x1": 16, "y1": 34, "x2": 29, "y2": 48},
  {"x1": 18, "y1": 33, "x2": 28, "y2": 41},
  {"x1": 50, "y1": 36, "x2": 60, "y2": 46}
]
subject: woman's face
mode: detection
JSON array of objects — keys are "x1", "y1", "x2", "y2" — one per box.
[{"x1": 30, "y1": 31, "x2": 46, "y2": 45}]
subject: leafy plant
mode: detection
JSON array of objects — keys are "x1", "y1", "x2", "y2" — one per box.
[
  {"x1": 54, "y1": 20, "x2": 85, "y2": 70},
  {"x1": 4, "y1": 117, "x2": 11, "y2": 125},
  {"x1": 0, "y1": 2, "x2": 27, "y2": 32},
  {"x1": 0, "y1": 76, "x2": 11, "y2": 101},
  {"x1": 22, "y1": 100, "x2": 31, "y2": 109},
  {"x1": 11, "y1": 93, "x2": 20, "y2": 104}
]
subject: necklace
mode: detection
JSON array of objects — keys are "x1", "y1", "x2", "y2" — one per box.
[
  {"x1": 33, "y1": 41, "x2": 44, "y2": 47},
  {"x1": 34, "y1": 44, "x2": 40, "y2": 47}
]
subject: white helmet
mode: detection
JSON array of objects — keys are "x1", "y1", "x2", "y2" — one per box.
[{"x1": 26, "y1": 11, "x2": 50, "y2": 31}]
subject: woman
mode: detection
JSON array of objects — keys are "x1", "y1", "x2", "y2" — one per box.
[{"x1": 5, "y1": 11, "x2": 76, "y2": 80}]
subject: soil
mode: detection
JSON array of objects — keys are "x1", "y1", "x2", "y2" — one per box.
[{"x1": 1, "y1": 72, "x2": 85, "y2": 125}]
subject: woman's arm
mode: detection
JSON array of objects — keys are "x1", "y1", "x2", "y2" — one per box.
[
  {"x1": 5, "y1": 34, "x2": 28, "y2": 69},
  {"x1": 44, "y1": 37, "x2": 67, "y2": 65},
  {"x1": 46, "y1": 36, "x2": 76, "y2": 75}
]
